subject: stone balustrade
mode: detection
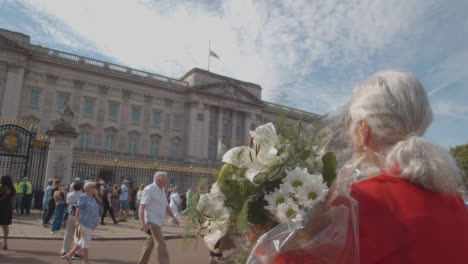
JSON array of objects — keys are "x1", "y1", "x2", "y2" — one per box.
[{"x1": 33, "y1": 45, "x2": 189, "y2": 88}]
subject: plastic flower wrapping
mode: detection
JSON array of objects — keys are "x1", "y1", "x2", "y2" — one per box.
[{"x1": 185, "y1": 119, "x2": 344, "y2": 263}]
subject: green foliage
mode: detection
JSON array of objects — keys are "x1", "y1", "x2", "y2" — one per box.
[
  {"x1": 182, "y1": 178, "x2": 207, "y2": 249},
  {"x1": 322, "y1": 152, "x2": 338, "y2": 186},
  {"x1": 450, "y1": 143, "x2": 468, "y2": 184}
]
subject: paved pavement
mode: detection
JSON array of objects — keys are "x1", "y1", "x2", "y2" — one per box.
[
  {"x1": 5, "y1": 209, "x2": 186, "y2": 240},
  {"x1": 0, "y1": 238, "x2": 210, "y2": 264}
]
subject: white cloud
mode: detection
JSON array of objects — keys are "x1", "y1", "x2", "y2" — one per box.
[
  {"x1": 432, "y1": 101, "x2": 468, "y2": 121},
  {"x1": 11, "y1": 0, "x2": 467, "y2": 119},
  {"x1": 428, "y1": 50, "x2": 468, "y2": 97}
]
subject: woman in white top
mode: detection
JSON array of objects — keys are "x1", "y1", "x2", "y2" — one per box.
[
  {"x1": 134, "y1": 184, "x2": 145, "y2": 220},
  {"x1": 61, "y1": 182, "x2": 83, "y2": 258},
  {"x1": 168, "y1": 186, "x2": 181, "y2": 226}
]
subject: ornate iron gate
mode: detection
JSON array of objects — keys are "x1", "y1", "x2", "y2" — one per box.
[
  {"x1": 72, "y1": 155, "x2": 217, "y2": 194},
  {"x1": 0, "y1": 120, "x2": 49, "y2": 207}
]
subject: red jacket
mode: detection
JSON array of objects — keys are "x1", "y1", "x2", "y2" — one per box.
[
  {"x1": 352, "y1": 174, "x2": 468, "y2": 264},
  {"x1": 273, "y1": 174, "x2": 468, "y2": 264}
]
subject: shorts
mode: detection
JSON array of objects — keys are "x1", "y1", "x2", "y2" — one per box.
[
  {"x1": 120, "y1": 200, "x2": 129, "y2": 210},
  {"x1": 76, "y1": 225, "x2": 93, "y2": 249}
]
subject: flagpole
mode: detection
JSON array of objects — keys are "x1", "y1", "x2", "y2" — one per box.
[{"x1": 208, "y1": 40, "x2": 211, "y2": 72}]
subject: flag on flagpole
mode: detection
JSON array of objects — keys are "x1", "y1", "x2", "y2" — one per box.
[{"x1": 209, "y1": 50, "x2": 220, "y2": 59}]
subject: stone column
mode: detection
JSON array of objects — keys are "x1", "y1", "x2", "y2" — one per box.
[
  {"x1": 201, "y1": 104, "x2": 211, "y2": 159},
  {"x1": 217, "y1": 107, "x2": 223, "y2": 142},
  {"x1": 184, "y1": 101, "x2": 200, "y2": 163},
  {"x1": 243, "y1": 112, "x2": 253, "y2": 145},
  {"x1": 142, "y1": 95, "x2": 153, "y2": 152},
  {"x1": 71, "y1": 80, "x2": 84, "y2": 128},
  {"x1": 117, "y1": 89, "x2": 131, "y2": 151},
  {"x1": 40, "y1": 73, "x2": 58, "y2": 131},
  {"x1": 94, "y1": 85, "x2": 109, "y2": 147},
  {"x1": 231, "y1": 110, "x2": 238, "y2": 147},
  {"x1": 44, "y1": 129, "x2": 79, "y2": 186},
  {"x1": 215, "y1": 107, "x2": 224, "y2": 159},
  {"x1": 0, "y1": 63, "x2": 25, "y2": 119}
]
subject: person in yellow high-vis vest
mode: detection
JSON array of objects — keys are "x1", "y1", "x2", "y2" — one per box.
[
  {"x1": 13, "y1": 177, "x2": 23, "y2": 215},
  {"x1": 20, "y1": 177, "x2": 32, "y2": 215}
]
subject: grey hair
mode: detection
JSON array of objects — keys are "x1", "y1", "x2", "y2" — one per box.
[
  {"x1": 348, "y1": 71, "x2": 464, "y2": 193},
  {"x1": 153, "y1": 171, "x2": 167, "y2": 183}
]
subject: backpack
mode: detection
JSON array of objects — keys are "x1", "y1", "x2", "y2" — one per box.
[
  {"x1": 69, "y1": 202, "x2": 78, "y2": 216},
  {"x1": 117, "y1": 188, "x2": 122, "y2": 195}
]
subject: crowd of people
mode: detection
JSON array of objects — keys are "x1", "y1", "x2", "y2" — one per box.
[{"x1": 0, "y1": 173, "x2": 193, "y2": 264}]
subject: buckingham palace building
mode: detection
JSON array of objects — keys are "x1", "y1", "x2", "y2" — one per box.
[{"x1": 0, "y1": 28, "x2": 319, "y2": 192}]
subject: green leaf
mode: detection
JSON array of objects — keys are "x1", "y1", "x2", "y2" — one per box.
[{"x1": 322, "y1": 152, "x2": 337, "y2": 187}]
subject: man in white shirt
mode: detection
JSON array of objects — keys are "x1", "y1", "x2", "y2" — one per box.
[{"x1": 138, "y1": 171, "x2": 179, "y2": 264}]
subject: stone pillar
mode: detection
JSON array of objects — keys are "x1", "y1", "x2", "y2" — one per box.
[
  {"x1": 117, "y1": 89, "x2": 131, "y2": 150},
  {"x1": 71, "y1": 80, "x2": 84, "y2": 128},
  {"x1": 40, "y1": 73, "x2": 58, "y2": 131},
  {"x1": 184, "y1": 101, "x2": 201, "y2": 163},
  {"x1": 217, "y1": 107, "x2": 223, "y2": 142},
  {"x1": 95, "y1": 85, "x2": 109, "y2": 147},
  {"x1": 201, "y1": 104, "x2": 211, "y2": 159},
  {"x1": 243, "y1": 112, "x2": 253, "y2": 145},
  {"x1": 231, "y1": 110, "x2": 238, "y2": 147},
  {"x1": 44, "y1": 129, "x2": 78, "y2": 187},
  {"x1": 0, "y1": 63, "x2": 25, "y2": 119},
  {"x1": 142, "y1": 95, "x2": 153, "y2": 152}
]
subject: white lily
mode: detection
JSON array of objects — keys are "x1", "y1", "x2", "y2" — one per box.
[
  {"x1": 196, "y1": 183, "x2": 231, "y2": 251},
  {"x1": 222, "y1": 123, "x2": 280, "y2": 183}
]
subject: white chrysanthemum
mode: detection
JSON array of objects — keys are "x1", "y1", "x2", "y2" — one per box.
[
  {"x1": 283, "y1": 167, "x2": 312, "y2": 189},
  {"x1": 275, "y1": 199, "x2": 300, "y2": 222},
  {"x1": 294, "y1": 173, "x2": 328, "y2": 207},
  {"x1": 264, "y1": 188, "x2": 291, "y2": 213}
]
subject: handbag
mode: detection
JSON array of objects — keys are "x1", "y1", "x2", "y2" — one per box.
[{"x1": 73, "y1": 224, "x2": 82, "y2": 243}]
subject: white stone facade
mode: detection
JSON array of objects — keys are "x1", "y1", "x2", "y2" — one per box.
[{"x1": 0, "y1": 28, "x2": 319, "y2": 166}]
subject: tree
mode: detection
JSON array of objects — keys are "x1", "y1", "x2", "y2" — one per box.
[{"x1": 449, "y1": 143, "x2": 468, "y2": 184}]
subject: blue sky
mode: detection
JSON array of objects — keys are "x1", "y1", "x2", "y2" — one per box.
[{"x1": 0, "y1": 0, "x2": 467, "y2": 148}]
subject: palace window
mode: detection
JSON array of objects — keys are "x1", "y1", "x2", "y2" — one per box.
[
  {"x1": 151, "y1": 140, "x2": 159, "y2": 156},
  {"x1": 84, "y1": 99, "x2": 94, "y2": 115},
  {"x1": 173, "y1": 116, "x2": 181, "y2": 129},
  {"x1": 209, "y1": 120, "x2": 213, "y2": 135},
  {"x1": 132, "y1": 108, "x2": 140, "y2": 122},
  {"x1": 236, "y1": 125, "x2": 241, "y2": 138},
  {"x1": 80, "y1": 132, "x2": 90, "y2": 149},
  {"x1": 105, "y1": 135, "x2": 115, "y2": 151},
  {"x1": 109, "y1": 104, "x2": 118, "y2": 120},
  {"x1": 30, "y1": 90, "x2": 40, "y2": 107},
  {"x1": 172, "y1": 143, "x2": 179, "y2": 159},
  {"x1": 129, "y1": 137, "x2": 137, "y2": 154},
  {"x1": 208, "y1": 147, "x2": 212, "y2": 160},
  {"x1": 57, "y1": 95, "x2": 68, "y2": 110},
  {"x1": 153, "y1": 112, "x2": 161, "y2": 125}
]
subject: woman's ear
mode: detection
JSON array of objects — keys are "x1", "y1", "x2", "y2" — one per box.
[{"x1": 358, "y1": 119, "x2": 372, "y2": 145}]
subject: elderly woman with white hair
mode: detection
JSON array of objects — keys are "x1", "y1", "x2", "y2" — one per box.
[
  {"x1": 62, "y1": 181, "x2": 100, "y2": 264},
  {"x1": 263, "y1": 71, "x2": 468, "y2": 264}
]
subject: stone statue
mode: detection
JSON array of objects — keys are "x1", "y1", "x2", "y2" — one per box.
[
  {"x1": 51, "y1": 98, "x2": 76, "y2": 133},
  {"x1": 60, "y1": 98, "x2": 74, "y2": 124}
]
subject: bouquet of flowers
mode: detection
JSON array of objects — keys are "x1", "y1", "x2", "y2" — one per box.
[{"x1": 186, "y1": 119, "x2": 338, "y2": 263}]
